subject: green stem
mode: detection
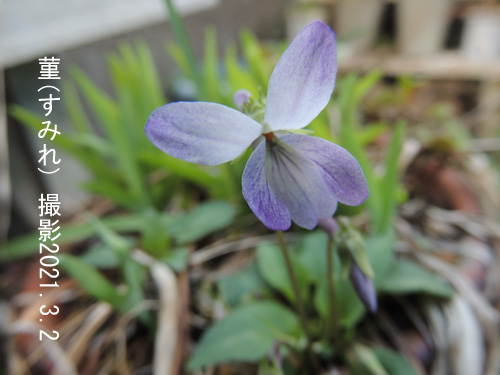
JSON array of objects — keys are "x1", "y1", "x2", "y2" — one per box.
[
  {"x1": 326, "y1": 236, "x2": 340, "y2": 348},
  {"x1": 276, "y1": 231, "x2": 320, "y2": 373}
]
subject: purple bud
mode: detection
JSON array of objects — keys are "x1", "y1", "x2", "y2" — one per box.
[
  {"x1": 233, "y1": 89, "x2": 252, "y2": 110},
  {"x1": 267, "y1": 341, "x2": 282, "y2": 367},
  {"x1": 349, "y1": 262, "x2": 378, "y2": 313},
  {"x1": 318, "y1": 217, "x2": 339, "y2": 238}
]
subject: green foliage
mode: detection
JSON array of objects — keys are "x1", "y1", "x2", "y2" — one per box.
[
  {"x1": 11, "y1": 36, "x2": 265, "y2": 210},
  {"x1": 350, "y1": 344, "x2": 389, "y2": 375},
  {"x1": 162, "y1": 247, "x2": 189, "y2": 272},
  {"x1": 377, "y1": 260, "x2": 453, "y2": 297},
  {"x1": 10, "y1": 45, "x2": 156, "y2": 210},
  {"x1": 336, "y1": 221, "x2": 374, "y2": 278},
  {"x1": 188, "y1": 301, "x2": 299, "y2": 370},
  {"x1": 350, "y1": 346, "x2": 420, "y2": 375},
  {"x1": 374, "y1": 348, "x2": 420, "y2": 375},
  {"x1": 333, "y1": 72, "x2": 407, "y2": 234},
  {"x1": 365, "y1": 231, "x2": 396, "y2": 277},
  {"x1": 59, "y1": 254, "x2": 130, "y2": 311},
  {"x1": 163, "y1": 0, "x2": 204, "y2": 98},
  {"x1": 203, "y1": 27, "x2": 223, "y2": 104},
  {"x1": 8, "y1": 6, "x2": 457, "y2": 373},
  {"x1": 376, "y1": 121, "x2": 405, "y2": 233},
  {"x1": 240, "y1": 30, "x2": 273, "y2": 91},
  {"x1": 1, "y1": 213, "x2": 161, "y2": 261},
  {"x1": 168, "y1": 201, "x2": 236, "y2": 244},
  {"x1": 218, "y1": 263, "x2": 266, "y2": 307},
  {"x1": 211, "y1": 227, "x2": 451, "y2": 368},
  {"x1": 293, "y1": 231, "x2": 328, "y2": 282},
  {"x1": 257, "y1": 242, "x2": 296, "y2": 301},
  {"x1": 314, "y1": 276, "x2": 365, "y2": 329},
  {"x1": 258, "y1": 358, "x2": 284, "y2": 375}
]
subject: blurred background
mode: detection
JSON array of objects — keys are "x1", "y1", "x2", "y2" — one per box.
[{"x1": 1, "y1": 0, "x2": 500, "y2": 374}]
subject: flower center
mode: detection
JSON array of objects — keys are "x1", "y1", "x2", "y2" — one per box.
[{"x1": 264, "y1": 132, "x2": 274, "y2": 142}]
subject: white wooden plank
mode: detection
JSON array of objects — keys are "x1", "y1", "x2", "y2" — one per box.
[
  {"x1": 0, "y1": 0, "x2": 219, "y2": 68},
  {"x1": 339, "y1": 51, "x2": 500, "y2": 81}
]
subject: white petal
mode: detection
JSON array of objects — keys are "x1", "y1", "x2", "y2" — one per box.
[
  {"x1": 145, "y1": 102, "x2": 262, "y2": 165},
  {"x1": 264, "y1": 21, "x2": 337, "y2": 132}
]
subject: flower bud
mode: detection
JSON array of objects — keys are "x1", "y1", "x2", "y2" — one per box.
[
  {"x1": 318, "y1": 217, "x2": 339, "y2": 238},
  {"x1": 349, "y1": 261, "x2": 378, "y2": 313},
  {"x1": 258, "y1": 342, "x2": 283, "y2": 375},
  {"x1": 233, "y1": 89, "x2": 252, "y2": 110},
  {"x1": 268, "y1": 341, "x2": 282, "y2": 368}
]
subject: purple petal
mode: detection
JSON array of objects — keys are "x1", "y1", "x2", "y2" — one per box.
[
  {"x1": 264, "y1": 21, "x2": 337, "y2": 132},
  {"x1": 145, "y1": 102, "x2": 262, "y2": 166},
  {"x1": 265, "y1": 138, "x2": 338, "y2": 230},
  {"x1": 242, "y1": 142, "x2": 291, "y2": 231},
  {"x1": 280, "y1": 134, "x2": 369, "y2": 206}
]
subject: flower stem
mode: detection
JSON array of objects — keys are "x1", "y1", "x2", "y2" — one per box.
[
  {"x1": 276, "y1": 231, "x2": 320, "y2": 372},
  {"x1": 326, "y1": 236, "x2": 340, "y2": 349}
]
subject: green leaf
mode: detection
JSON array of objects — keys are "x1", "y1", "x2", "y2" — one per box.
[
  {"x1": 225, "y1": 44, "x2": 260, "y2": 99},
  {"x1": 240, "y1": 30, "x2": 270, "y2": 90},
  {"x1": 169, "y1": 201, "x2": 236, "y2": 244},
  {"x1": 375, "y1": 121, "x2": 405, "y2": 234},
  {"x1": 82, "y1": 214, "x2": 146, "y2": 312},
  {"x1": 166, "y1": 42, "x2": 193, "y2": 81},
  {"x1": 257, "y1": 243, "x2": 293, "y2": 300},
  {"x1": 136, "y1": 41, "x2": 167, "y2": 110},
  {"x1": 346, "y1": 228, "x2": 374, "y2": 278},
  {"x1": 121, "y1": 255, "x2": 146, "y2": 311},
  {"x1": 71, "y1": 67, "x2": 149, "y2": 207},
  {"x1": 188, "y1": 301, "x2": 299, "y2": 370},
  {"x1": 366, "y1": 231, "x2": 395, "y2": 278},
  {"x1": 140, "y1": 209, "x2": 170, "y2": 257},
  {"x1": 70, "y1": 67, "x2": 120, "y2": 138},
  {"x1": 308, "y1": 109, "x2": 332, "y2": 142},
  {"x1": 218, "y1": 263, "x2": 266, "y2": 306},
  {"x1": 374, "y1": 348, "x2": 420, "y2": 375},
  {"x1": 352, "y1": 71, "x2": 383, "y2": 105},
  {"x1": 358, "y1": 122, "x2": 388, "y2": 146},
  {"x1": 86, "y1": 214, "x2": 146, "y2": 311},
  {"x1": 71, "y1": 134, "x2": 113, "y2": 158},
  {"x1": 162, "y1": 247, "x2": 189, "y2": 272},
  {"x1": 258, "y1": 358, "x2": 284, "y2": 375},
  {"x1": 82, "y1": 181, "x2": 140, "y2": 210},
  {"x1": 8, "y1": 105, "x2": 109, "y2": 179},
  {"x1": 59, "y1": 254, "x2": 128, "y2": 311},
  {"x1": 203, "y1": 27, "x2": 222, "y2": 103},
  {"x1": 314, "y1": 277, "x2": 365, "y2": 329},
  {"x1": 163, "y1": 0, "x2": 206, "y2": 98},
  {"x1": 62, "y1": 80, "x2": 94, "y2": 133},
  {"x1": 351, "y1": 344, "x2": 389, "y2": 375},
  {"x1": 337, "y1": 277, "x2": 366, "y2": 327},
  {"x1": 140, "y1": 151, "x2": 224, "y2": 196},
  {"x1": 1, "y1": 214, "x2": 173, "y2": 261},
  {"x1": 80, "y1": 243, "x2": 121, "y2": 269},
  {"x1": 377, "y1": 260, "x2": 453, "y2": 297},
  {"x1": 85, "y1": 214, "x2": 130, "y2": 254},
  {"x1": 8, "y1": 105, "x2": 75, "y2": 152},
  {"x1": 294, "y1": 231, "x2": 329, "y2": 284},
  {"x1": 336, "y1": 74, "x2": 384, "y2": 227}
]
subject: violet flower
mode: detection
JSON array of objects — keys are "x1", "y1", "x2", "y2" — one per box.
[{"x1": 145, "y1": 21, "x2": 368, "y2": 231}]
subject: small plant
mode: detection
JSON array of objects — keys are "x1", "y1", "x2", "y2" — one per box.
[{"x1": 4, "y1": 1, "x2": 458, "y2": 373}]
